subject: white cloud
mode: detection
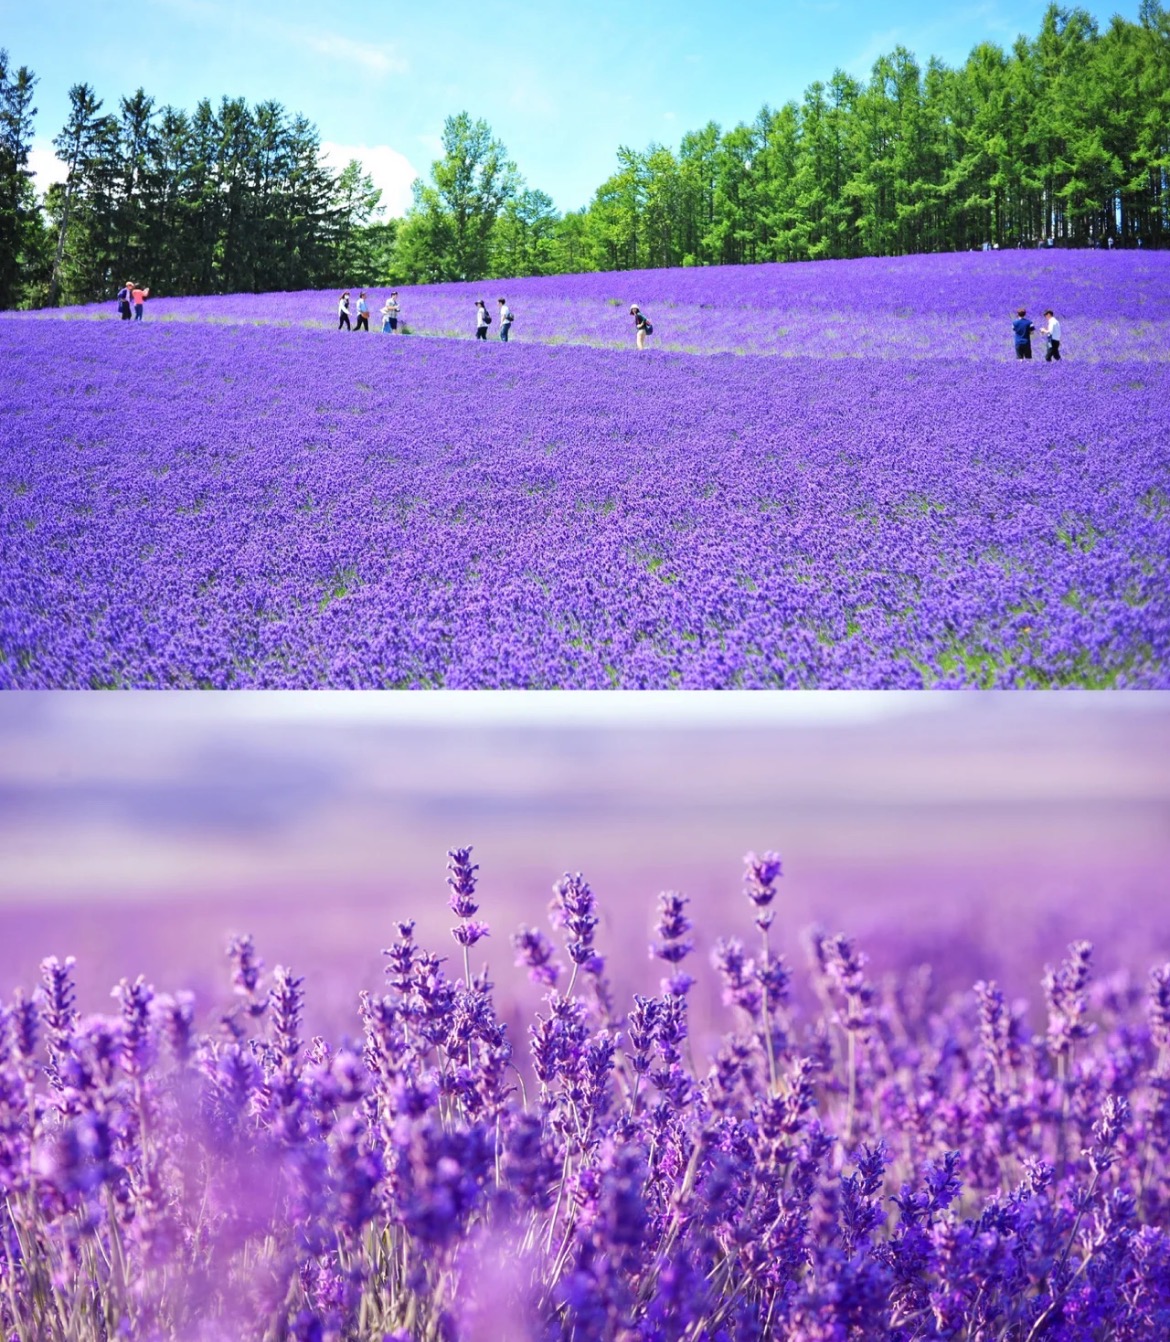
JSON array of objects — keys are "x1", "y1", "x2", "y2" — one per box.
[
  {"x1": 27, "y1": 141, "x2": 68, "y2": 193},
  {"x1": 320, "y1": 141, "x2": 420, "y2": 216},
  {"x1": 157, "y1": 0, "x2": 408, "y2": 77},
  {"x1": 303, "y1": 32, "x2": 408, "y2": 76}
]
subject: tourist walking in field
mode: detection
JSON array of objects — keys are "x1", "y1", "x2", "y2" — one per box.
[
  {"x1": 117, "y1": 281, "x2": 132, "y2": 320},
  {"x1": 498, "y1": 298, "x2": 514, "y2": 341},
  {"x1": 381, "y1": 292, "x2": 400, "y2": 333},
  {"x1": 355, "y1": 292, "x2": 370, "y2": 331},
  {"x1": 338, "y1": 292, "x2": 351, "y2": 331},
  {"x1": 131, "y1": 284, "x2": 150, "y2": 320},
  {"x1": 1011, "y1": 308, "x2": 1034, "y2": 360},
  {"x1": 475, "y1": 300, "x2": 491, "y2": 340},
  {"x1": 630, "y1": 304, "x2": 652, "y2": 350},
  {"x1": 1041, "y1": 310, "x2": 1062, "y2": 361}
]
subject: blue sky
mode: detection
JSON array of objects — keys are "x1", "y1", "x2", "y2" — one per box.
[{"x1": 5, "y1": 0, "x2": 1143, "y2": 215}]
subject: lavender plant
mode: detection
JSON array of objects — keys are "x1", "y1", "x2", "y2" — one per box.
[{"x1": 3, "y1": 846, "x2": 1169, "y2": 1340}]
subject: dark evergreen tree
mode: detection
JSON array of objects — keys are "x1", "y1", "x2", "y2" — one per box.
[{"x1": 0, "y1": 49, "x2": 45, "y2": 307}]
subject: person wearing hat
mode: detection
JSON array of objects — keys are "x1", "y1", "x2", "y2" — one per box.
[{"x1": 630, "y1": 304, "x2": 652, "y2": 350}]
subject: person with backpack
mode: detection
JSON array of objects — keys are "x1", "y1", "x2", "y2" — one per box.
[
  {"x1": 355, "y1": 292, "x2": 370, "y2": 331},
  {"x1": 630, "y1": 304, "x2": 652, "y2": 350},
  {"x1": 497, "y1": 298, "x2": 514, "y2": 341},
  {"x1": 475, "y1": 300, "x2": 491, "y2": 340},
  {"x1": 338, "y1": 292, "x2": 351, "y2": 331}
]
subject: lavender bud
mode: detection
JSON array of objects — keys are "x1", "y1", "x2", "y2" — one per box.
[
  {"x1": 743, "y1": 850, "x2": 783, "y2": 908},
  {"x1": 446, "y1": 846, "x2": 480, "y2": 920},
  {"x1": 1149, "y1": 963, "x2": 1170, "y2": 1054},
  {"x1": 512, "y1": 925, "x2": 562, "y2": 989}
]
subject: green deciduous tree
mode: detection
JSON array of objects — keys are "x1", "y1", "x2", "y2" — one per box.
[{"x1": 397, "y1": 112, "x2": 518, "y2": 282}]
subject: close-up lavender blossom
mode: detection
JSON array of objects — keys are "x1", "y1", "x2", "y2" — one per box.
[
  {"x1": 2, "y1": 254, "x2": 1168, "y2": 688},
  {"x1": 3, "y1": 844, "x2": 1170, "y2": 1341}
]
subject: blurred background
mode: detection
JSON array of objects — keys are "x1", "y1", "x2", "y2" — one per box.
[{"x1": 1, "y1": 692, "x2": 1167, "y2": 1032}]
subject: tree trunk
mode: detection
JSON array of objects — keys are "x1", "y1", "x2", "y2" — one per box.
[{"x1": 47, "y1": 182, "x2": 73, "y2": 308}]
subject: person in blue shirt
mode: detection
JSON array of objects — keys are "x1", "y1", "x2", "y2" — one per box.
[{"x1": 1012, "y1": 308, "x2": 1035, "y2": 360}]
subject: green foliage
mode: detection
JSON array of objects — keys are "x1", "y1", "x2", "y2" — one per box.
[
  {"x1": 4, "y1": 2, "x2": 1169, "y2": 308},
  {"x1": 0, "y1": 49, "x2": 50, "y2": 308},
  {"x1": 577, "y1": 1, "x2": 1170, "y2": 268},
  {"x1": 397, "y1": 112, "x2": 518, "y2": 282}
]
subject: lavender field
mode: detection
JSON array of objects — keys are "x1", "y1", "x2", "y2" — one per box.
[
  {"x1": 3, "y1": 252, "x2": 1169, "y2": 687},
  {"x1": 4, "y1": 848, "x2": 1170, "y2": 1341}
]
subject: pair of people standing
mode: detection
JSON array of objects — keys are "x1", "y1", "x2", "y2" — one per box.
[
  {"x1": 337, "y1": 292, "x2": 372, "y2": 331},
  {"x1": 117, "y1": 282, "x2": 149, "y2": 321},
  {"x1": 1012, "y1": 308, "x2": 1062, "y2": 361},
  {"x1": 381, "y1": 293, "x2": 401, "y2": 333},
  {"x1": 475, "y1": 299, "x2": 514, "y2": 341}
]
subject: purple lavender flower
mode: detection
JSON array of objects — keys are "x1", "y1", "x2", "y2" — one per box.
[
  {"x1": 743, "y1": 851, "x2": 783, "y2": 931},
  {"x1": 447, "y1": 846, "x2": 489, "y2": 958},
  {"x1": 511, "y1": 924, "x2": 562, "y2": 989},
  {"x1": 1045, "y1": 940, "x2": 1096, "y2": 1057}
]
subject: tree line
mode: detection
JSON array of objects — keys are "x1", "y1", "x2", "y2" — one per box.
[{"x1": 1, "y1": 2, "x2": 1168, "y2": 309}]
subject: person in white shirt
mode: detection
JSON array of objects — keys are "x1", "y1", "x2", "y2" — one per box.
[
  {"x1": 475, "y1": 300, "x2": 490, "y2": 340},
  {"x1": 497, "y1": 298, "x2": 514, "y2": 341},
  {"x1": 1041, "y1": 310, "x2": 1062, "y2": 362},
  {"x1": 381, "y1": 292, "x2": 401, "y2": 333},
  {"x1": 338, "y1": 292, "x2": 351, "y2": 331}
]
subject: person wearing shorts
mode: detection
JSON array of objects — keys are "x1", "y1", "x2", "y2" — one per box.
[
  {"x1": 630, "y1": 304, "x2": 651, "y2": 350},
  {"x1": 1012, "y1": 308, "x2": 1034, "y2": 360}
]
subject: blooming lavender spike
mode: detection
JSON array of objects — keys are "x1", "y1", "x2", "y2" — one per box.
[
  {"x1": 743, "y1": 851, "x2": 783, "y2": 909},
  {"x1": 270, "y1": 965, "x2": 305, "y2": 1069},
  {"x1": 551, "y1": 872, "x2": 600, "y2": 971},
  {"x1": 446, "y1": 846, "x2": 480, "y2": 920},
  {"x1": 1044, "y1": 939, "x2": 1095, "y2": 1056},
  {"x1": 1148, "y1": 964, "x2": 1170, "y2": 1058},
  {"x1": 511, "y1": 925, "x2": 562, "y2": 989}
]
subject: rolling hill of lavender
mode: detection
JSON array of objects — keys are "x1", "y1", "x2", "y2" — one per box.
[{"x1": 3, "y1": 251, "x2": 1169, "y2": 687}]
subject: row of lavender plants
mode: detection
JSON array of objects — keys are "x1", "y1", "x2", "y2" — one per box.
[
  {"x1": 16, "y1": 252, "x2": 1170, "y2": 362},
  {"x1": 4, "y1": 849, "x2": 1170, "y2": 1340},
  {"x1": 3, "y1": 320, "x2": 1166, "y2": 687}
]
